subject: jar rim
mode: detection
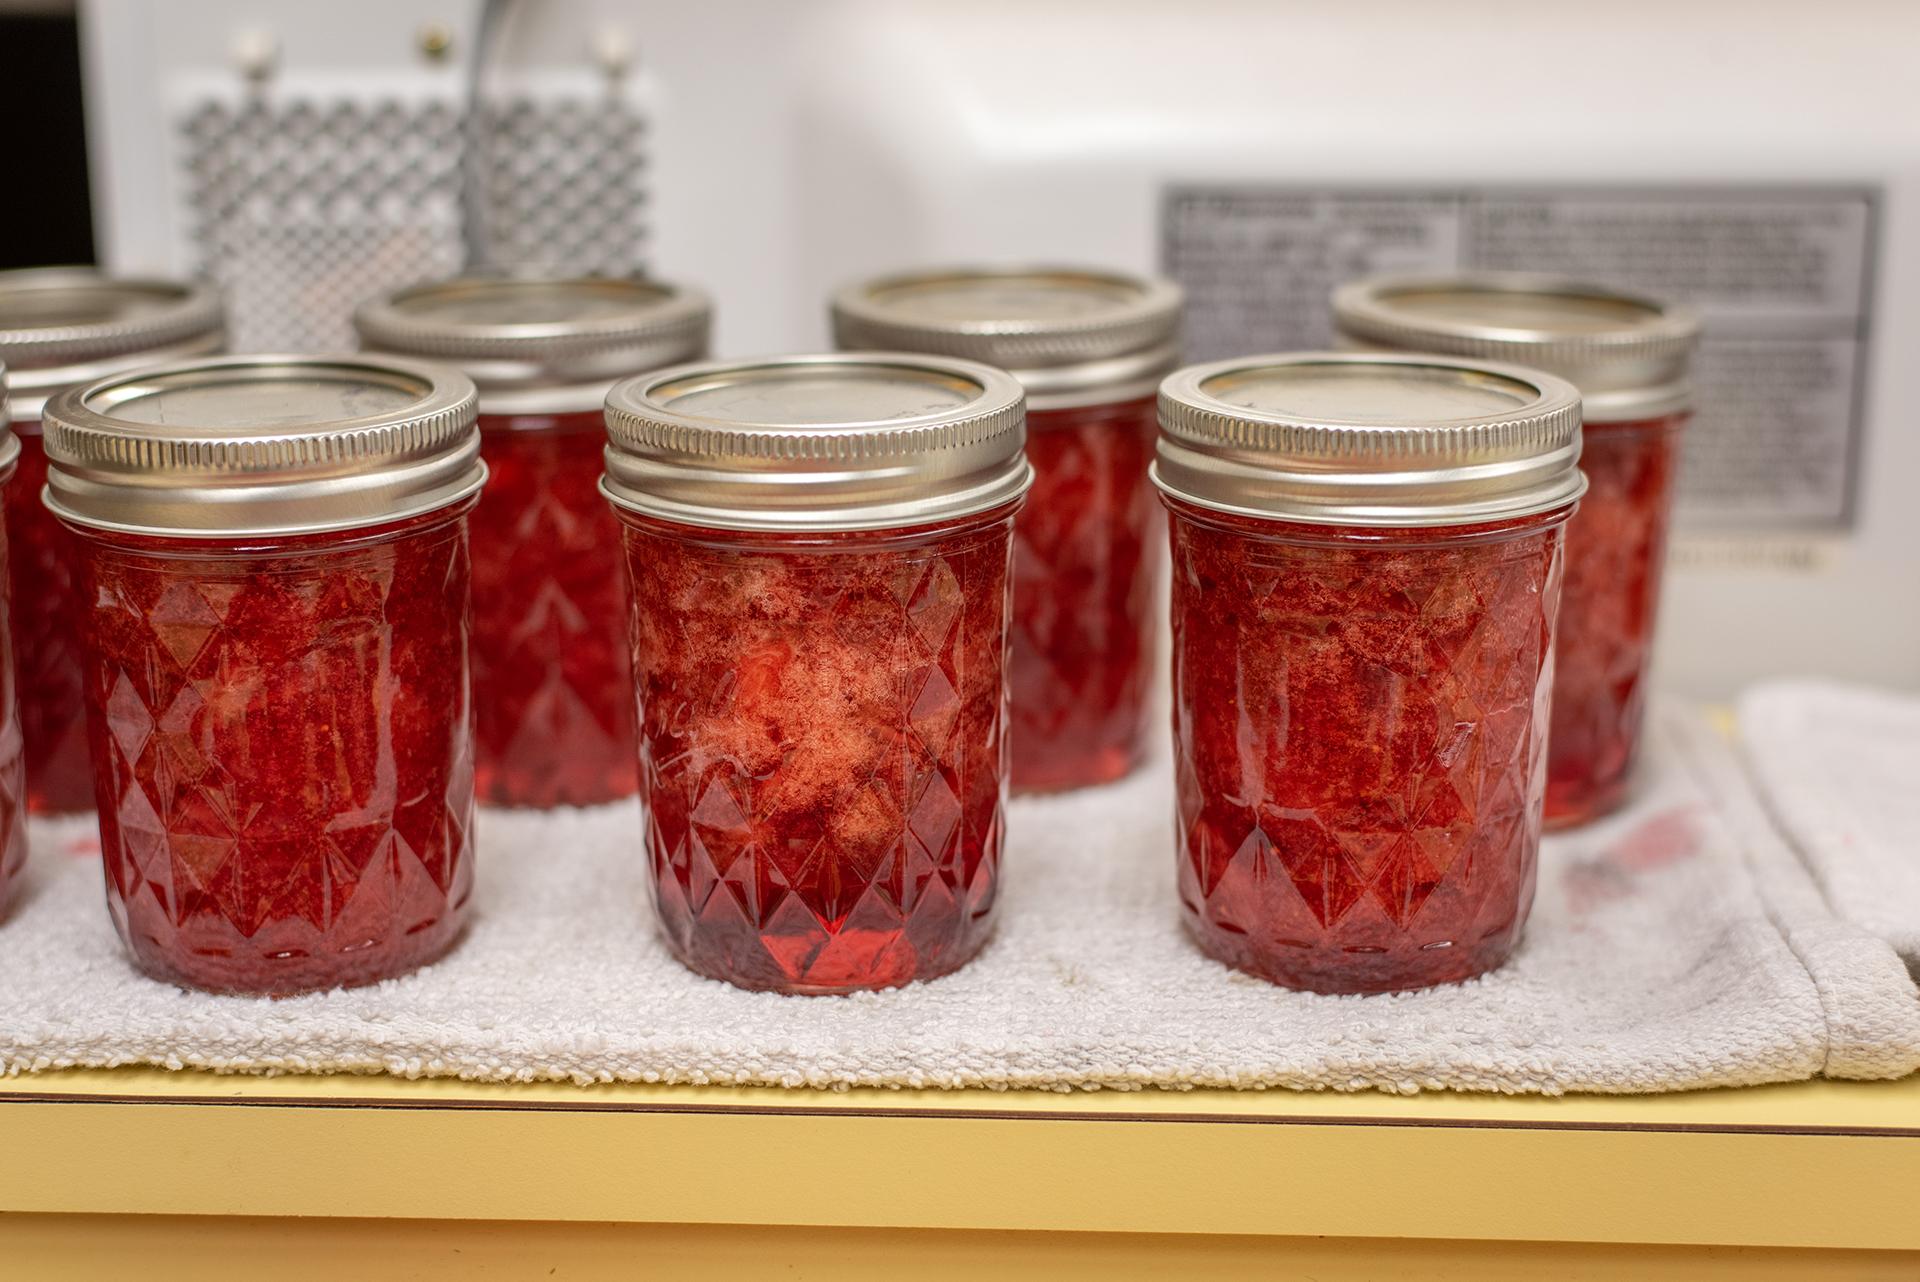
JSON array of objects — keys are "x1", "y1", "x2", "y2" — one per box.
[
  {"x1": 0, "y1": 267, "x2": 227, "y2": 419},
  {"x1": 52, "y1": 488, "x2": 483, "y2": 546},
  {"x1": 1332, "y1": 271, "x2": 1702, "y2": 423},
  {"x1": 41, "y1": 353, "x2": 485, "y2": 537},
  {"x1": 355, "y1": 272, "x2": 712, "y2": 410},
  {"x1": 607, "y1": 491, "x2": 1025, "y2": 541},
  {"x1": 1160, "y1": 488, "x2": 1579, "y2": 540},
  {"x1": 602, "y1": 351, "x2": 1033, "y2": 532},
  {"x1": 830, "y1": 265, "x2": 1183, "y2": 408},
  {"x1": 1154, "y1": 350, "x2": 1588, "y2": 528}
]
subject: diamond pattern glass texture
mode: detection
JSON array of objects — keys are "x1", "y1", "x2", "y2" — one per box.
[
  {"x1": 1167, "y1": 501, "x2": 1570, "y2": 994},
  {"x1": 70, "y1": 505, "x2": 478, "y2": 995},
  {"x1": 1010, "y1": 396, "x2": 1160, "y2": 794},
  {"x1": 620, "y1": 507, "x2": 1017, "y2": 994},
  {"x1": 4, "y1": 426, "x2": 93, "y2": 813},
  {"x1": 470, "y1": 411, "x2": 635, "y2": 807},
  {"x1": 1546, "y1": 414, "x2": 1684, "y2": 826}
]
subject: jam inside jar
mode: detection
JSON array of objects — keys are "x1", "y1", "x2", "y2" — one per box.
[
  {"x1": 1155, "y1": 351, "x2": 1585, "y2": 993},
  {"x1": 43, "y1": 353, "x2": 484, "y2": 994},
  {"x1": 0, "y1": 267, "x2": 225, "y2": 813},
  {"x1": 468, "y1": 409, "x2": 638, "y2": 806},
  {"x1": 831, "y1": 266, "x2": 1182, "y2": 794},
  {"x1": 621, "y1": 506, "x2": 1017, "y2": 993},
  {"x1": 71, "y1": 507, "x2": 477, "y2": 994},
  {"x1": 1168, "y1": 502, "x2": 1568, "y2": 993},
  {"x1": 0, "y1": 417, "x2": 26, "y2": 917},
  {"x1": 5, "y1": 426, "x2": 92, "y2": 812},
  {"x1": 603, "y1": 352, "x2": 1031, "y2": 994},
  {"x1": 355, "y1": 274, "x2": 712, "y2": 808},
  {"x1": 1332, "y1": 273, "x2": 1702, "y2": 827},
  {"x1": 1546, "y1": 412, "x2": 1684, "y2": 825},
  {"x1": 1010, "y1": 395, "x2": 1162, "y2": 792}
]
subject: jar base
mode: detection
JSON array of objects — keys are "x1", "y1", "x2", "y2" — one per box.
[
  {"x1": 27, "y1": 764, "x2": 98, "y2": 815},
  {"x1": 1544, "y1": 772, "x2": 1634, "y2": 830},
  {"x1": 27, "y1": 796, "x2": 95, "y2": 817},
  {"x1": 120, "y1": 918, "x2": 469, "y2": 998},
  {"x1": 659, "y1": 921, "x2": 995, "y2": 996},
  {"x1": 476, "y1": 776, "x2": 641, "y2": 810},
  {"x1": 1012, "y1": 743, "x2": 1145, "y2": 796},
  {"x1": 1183, "y1": 916, "x2": 1519, "y2": 995}
]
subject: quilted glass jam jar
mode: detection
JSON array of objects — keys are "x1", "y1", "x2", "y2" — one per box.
[
  {"x1": 355, "y1": 275, "x2": 711, "y2": 808},
  {"x1": 832, "y1": 267, "x2": 1182, "y2": 794},
  {"x1": 41, "y1": 355, "x2": 484, "y2": 995},
  {"x1": 0, "y1": 372, "x2": 26, "y2": 918},
  {"x1": 1154, "y1": 352, "x2": 1586, "y2": 994},
  {"x1": 602, "y1": 353, "x2": 1031, "y2": 994},
  {"x1": 1334, "y1": 275, "x2": 1702, "y2": 827},
  {"x1": 0, "y1": 268, "x2": 224, "y2": 814}
]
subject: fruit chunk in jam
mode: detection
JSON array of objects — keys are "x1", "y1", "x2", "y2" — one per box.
[
  {"x1": 71, "y1": 505, "x2": 477, "y2": 994},
  {"x1": 621, "y1": 507, "x2": 1016, "y2": 994},
  {"x1": 470, "y1": 410, "x2": 636, "y2": 807},
  {"x1": 1010, "y1": 396, "x2": 1160, "y2": 793},
  {"x1": 1168, "y1": 500, "x2": 1569, "y2": 994},
  {"x1": 1546, "y1": 414, "x2": 1683, "y2": 826},
  {"x1": 4, "y1": 426, "x2": 93, "y2": 813}
]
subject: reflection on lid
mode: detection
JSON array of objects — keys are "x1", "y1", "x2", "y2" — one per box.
[
  {"x1": 1202, "y1": 361, "x2": 1538, "y2": 423},
  {"x1": 655, "y1": 363, "x2": 985, "y2": 427}
]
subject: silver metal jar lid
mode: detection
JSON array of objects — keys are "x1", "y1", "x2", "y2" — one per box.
[
  {"x1": 353, "y1": 274, "x2": 712, "y2": 416},
  {"x1": 0, "y1": 267, "x2": 225, "y2": 421},
  {"x1": 829, "y1": 266, "x2": 1182, "y2": 410},
  {"x1": 1154, "y1": 351, "x2": 1586, "y2": 528},
  {"x1": 602, "y1": 352, "x2": 1031, "y2": 533},
  {"x1": 0, "y1": 364, "x2": 18, "y2": 479},
  {"x1": 42, "y1": 354, "x2": 483, "y2": 538},
  {"x1": 1331, "y1": 273, "x2": 1702, "y2": 423}
]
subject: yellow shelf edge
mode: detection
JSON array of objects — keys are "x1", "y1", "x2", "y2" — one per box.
[
  {"x1": 3, "y1": 1069, "x2": 1918, "y2": 1248},
  {"x1": 7, "y1": 1064, "x2": 1920, "y2": 1130}
]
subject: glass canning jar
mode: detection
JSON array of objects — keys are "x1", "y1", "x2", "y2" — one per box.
[
  {"x1": 832, "y1": 267, "x2": 1182, "y2": 794},
  {"x1": 355, "y1": 275, "x2": 711, "y2": 808},
  {"x1": 0, "y1": 268, "x2": 224, "y2": 814},
  {"x1": 1154, "y1": 352, "x2": 1586, "y2": 994},
  {"x1": 0, "y1": 371, "x2": 25, "y2": 918},
  {"x1": 42, "y1": 355, "x2": 484, "y2": 995},
  {"x1": 1334, "y1": 274, "x2": 1702, "y2": 827},
  {"x1": 602, "y1": 354, "x2": 1032, "y2": 994}
]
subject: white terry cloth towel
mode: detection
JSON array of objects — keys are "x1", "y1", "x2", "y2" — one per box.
[
  {"x1": 2, "y1": 705, "x2": 1916, "y2": 1093},
  {"x1": 1740, "y1": 679, "x2": 1920, "y2": 965}
]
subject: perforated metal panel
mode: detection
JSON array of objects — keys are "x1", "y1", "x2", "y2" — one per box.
[
  {"x1": 178, "y1": 93, "x2": 647, "y2": 353},
  {"x1": 471, "y1": 97, "x2": 649, "y2": 277}
]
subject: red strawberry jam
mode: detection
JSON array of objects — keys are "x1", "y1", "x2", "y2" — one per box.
[
  {"x1": 43, "y1": 354, "x2": 483, "y2": 994},
  {"x1": 1155, "y1": 352, "x2": 1584, "y2": 993},
  {"x1": 1009, "y1": 396, "x2": 1162, "y2": 791},
  {"x1": 1332, "y1": 274, "x2": 1702, "y2": 827},
  {"x1": 1546, "y1": 413, "x2": 1684, "y2": 825},
  {"x1": 831, "y1": 266, "x2": 1182, "y2": 793},
  {"x1": 620, "y1": 507, "x2": 1017, "y2": 992},
  {"x1": 1167, "y1": 502, "x2": 1568, "y2": 993},
  {"x1": 603, "y1": 353, "x2": 1030, "y2": 993},
  {"x1": 0, "y1": 268, "x2": 224, "y2": 813},
  {"x1": 468, "y1": 410, "x2": 637, "y2": 806},
  {"x1": 70, "y1": 508, "x2": 477, "y2": 994},
  {"x1": 0, "y1": 415, "x2": 25, "y2": 917},
  {"x1": 3, "y1": 427, "x2": 92, "y2": 813},
  {"x1": 355, "y1": 274, "x2": 711, "y2": 808}
]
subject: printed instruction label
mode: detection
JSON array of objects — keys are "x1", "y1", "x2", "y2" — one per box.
[{"x1": 1161, "y1": 187, "x2": 1879, "y2": 530}]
